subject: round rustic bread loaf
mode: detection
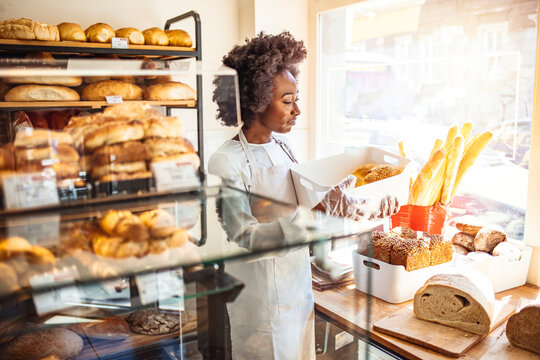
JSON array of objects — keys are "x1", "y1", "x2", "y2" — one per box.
[
  {"x1": 474, "y1": 224, "x2": 506, "y2": 253},
  {"x1": 142, "y1": 27, "x2": 169, "y2": 46},
  {"x1": 126, "y1": 308, "x2": 190, "y2": 335},
  {"x1": 5, "y1": 85, "x2": 80, "y2": 102},
  {"x1": 165, "y1": 29, "x2": 192, "y2": 47},
  {"x1": 57, "y1": 22, "x2": 86, "y2": 42},
  {"x1": 3, "y1": 76, "x2": 82, "y2": 87},
  {"x1": 81, "y1": 80, "x2": 142, "y2": 101},
  {"x1": 506, "y1": 304, "x2": 540, "y2": 355},
  {"x1": 0, "y1": 328, "x2": 83, "y2": 360},
  {"x1": 144, "y1": 82, "x2": 196, "y2": 101}
]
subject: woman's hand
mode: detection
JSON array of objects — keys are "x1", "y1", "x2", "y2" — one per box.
[
  {"x1": 313, "y1": 175, "x2": 368, "y2": 221},
  {"x1": 368, "y1": 195, "x2": 400, "y2": 220}
]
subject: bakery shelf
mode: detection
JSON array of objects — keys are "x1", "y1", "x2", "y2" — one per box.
[{"x1": 0, "y1": 99, "x2": 197, "y2": 110}]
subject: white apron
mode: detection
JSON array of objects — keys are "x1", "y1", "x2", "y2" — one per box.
[{"x1": 226, "y1": 130, "x2": 315, "y2": 360}]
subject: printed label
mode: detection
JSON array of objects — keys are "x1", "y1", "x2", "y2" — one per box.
[{"x1": 3, "y1": 172, "x2": 59, "y2": 209}]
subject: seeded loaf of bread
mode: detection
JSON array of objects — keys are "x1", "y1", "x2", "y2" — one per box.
[
  {"x1": 505, "y1": 304, "x2": 540, "y2": 355},
  {"x1": 413, "y1": 273, "x2": 494, "y2": 335}
]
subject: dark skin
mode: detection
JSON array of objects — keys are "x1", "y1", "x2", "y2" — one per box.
[{"x1": 235, "y1": 70, "x2": 300, "y2": 143}]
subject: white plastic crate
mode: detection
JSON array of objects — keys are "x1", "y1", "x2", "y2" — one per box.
[
  {"x1": 453, "y1": 240, "x2": 532, "y2": 293},
  {"x1": 291, "y1": 147, "x2": 411, "y2": 209},
  {"x1": 352, "y1": 250, "x2": 453, "y2": 303}
]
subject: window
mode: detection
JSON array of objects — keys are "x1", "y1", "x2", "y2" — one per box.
[{"x1": 316, "y1": 0, "x2": 537, "y2": 240}]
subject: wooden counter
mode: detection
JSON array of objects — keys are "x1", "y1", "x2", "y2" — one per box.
[{"x1": 313, "y1": 284, "x2": 540, "y2": 360}]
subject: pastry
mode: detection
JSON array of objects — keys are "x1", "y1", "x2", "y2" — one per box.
[
  {"x1": 85, "y1": 23, "x2": 115, "y2": 43},
  {"x1": 144, "y1": 82, "x2": 196, "y2": 101},
  {"x1": 165, "y1": 29, "x2": 192, "y2": 47},
  {"x1": 57, "y1": 22, "x2": 86, "y2": 42},
  {"x1": 115, "y1": 27, "x2": 144, "y2": 45},
  {"x1": 99, "y1": 210, "x2": 149, "y2": 242},
  {"x1": 414, "y1": 273, "x2": 494, "y2": 335},
  {"x1": 142, "y1": 27, "x2": 169, "y2": 46}
]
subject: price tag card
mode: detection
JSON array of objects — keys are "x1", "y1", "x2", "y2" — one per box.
[
  {"x1": 111, "y1": 37, "x2": 129, "y2": 49},
  {"x1": 105, "y1": 95, "x2": 123, "y2": 104},
  {"x1": 157, "y1": 269, "x2": 184, "y2": 311},
  {"x1": 7, "y1": 214, "x2": 60, "y2": 246},
  {"x1": 30, "y1": 269, "x2": 81, "y2": 316},
  {"x1": 3, "y1": 172, "x2": 59, "y2": 209},
  {"x1": 152, "y1": 161, "x2": 200, "y2": 192},
  {"x1": 135, "y1": 272, "x2": 159, "y2": 305}
]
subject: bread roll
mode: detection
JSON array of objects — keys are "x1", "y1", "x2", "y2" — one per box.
[
  {"x1": 115, "y1": 27, "x2": 144, "y2": 44},
  {"x1": 84, "y1": 120, "x2": 145, "y2": 151},
  {"x1": 451, "y1": 232, "x2": 475, "y2": 252},
  {"x1": 68, "y1": 317, "x2": 130, "y2": 341},
  {"x1": 4, "y1": 75, "x2": 82, "y2": 87},
  {"x1": 455, "y1": 215, "x2": 485, "y2": 236},
  {"x1": 144, "y1": 116, "x2": 184, "y2": 138},
  {"x1": 91, "y1": 160, "x2": 147, "y2": 180},
  {"x1": 144, "y1": 82, "x2": 196, "y2": 101},
  {"x1": 16, "y1": 143, "x2": 79, "y2": 164},
  {"x1": 0, "y1": 328, "x2": 83, "y2": 360},
  {"x1": 139, "y1": 209, "x2": 176, "y2": 238},
  {"x1": 151, "y1": 152, "x2": 200, "y2": 169},
  {"x1": 492, "y1": 241, "x2": 520, "y2": 260},
  {"x1": 165, "y1": 29, "x2": 192, "y2": 47},
  {"x1": 5, "y1": 85, "x2": 80, "y2": 102},
  {"x1": 81, "y1": 80, "x2": 142, "y2": 101},
  {"x1": 93, "y1": 235, "x2": 149, "y2": 258},
  {"x1": 452, "y1": 244, "x2": 469, "y2": 255},
  {"x1": 506, "y1": 304, "x2": 540, "y2": 355},
  {"x1": 24, "y1": 51, "x2": 56, "y2": 64},
  {"x1": 414, "y1": 273, "x2": 494, "y2": 335},
  {"x1": 92, "y1": 141, "x2": 150, "y2": 165},
  {"x1": 145, "y1": 137, "x2": 194, "y2": 157},
  {"x1": 85, "y1": 23, "x2": 114, "y2": 43},
  {"x1": 103, "y1": 102, "x2": 160, "y2": 121},
  {"x1": 142, "y1": 27, "x2": 169, "y2": 46},
  {"x1": 57, "y1": 22, "x2": 85, "y2": 42},
  {"x1": 474, "y1": 224, "x2": 506, "y2": 253},
  {"x1": 14, "y1": 128, "x2": 74, "y2": 148},
  {"x1": 0, "y1": 18, "x2": 59, "y2": 41}
]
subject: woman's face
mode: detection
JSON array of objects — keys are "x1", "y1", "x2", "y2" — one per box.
[{"x1": 258, "y1": 70, "x2": 300, "y2": 133}]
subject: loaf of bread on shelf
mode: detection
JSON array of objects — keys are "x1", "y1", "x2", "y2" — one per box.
[
  {"x1": 68, "y1": 317, "x2": 130, "y2": 341},
  {"x1": 3, "y1": 75, "x2": 82, "y2": 87},
  {"x1": 115, "y1": 27, "x2": 145, "y2": 44},
  {"x1": 91, "y1": 160, "x2": 147, "y2": 180},
  {"x1": 0, "y1": 327, "x2": 83, "y2": 360},
  {"x1": 103, "y1": 102, "x2": 161, "y2": 121},
  {"x1": 0, "y1": 18, "x2": 60, "y2": 41},
  {"x1": 99, "y1": 171, "x2": 152, "y2": 182},
  {"x1": 474, "y1": 224, "x2": 506, "y2": 253},
  {"x1": 142, "y1": 27, "x2": 169, "y2": 46},
  {"x1": 126, "y1": 308, "x2": 190, "y2": 335},
  {"x1": 92, "y1": 141, "x2": 150, "y2": 165},
  {"x1": 85, "y1": 22, "x2": 115, "y2": 43},
  {"x1": 414, "y1": 273, "x2": 494, "y2": 335},
  {"x1": 505, "y1": 304, "x2": 540, "y2": 355},
  {"x1": 57, "y1": 22, "x2": 86, "y2": 42},
  {"x1": 144, "y1": 115, "x2": 184, "y2": 138},
  {"x1": 16, "y1": 143, "x2": 79, "y2": 165},
  {"x1": 24, "y1": 51, "x2": 56, "y2": 64},
  {"x1": 14, "y1": 128, "x2": 74, "y2": 148},
  {"x1": 84, "y1": 120, "x2": 145, "y2": 151},
  {"x1": 145, "y1": 137, "x2": 194, "y2": 158},
  {"x1": 165, "y1": 29, "x2": 193, "y2": 47},
  {"x1": 5, "y1": 84, "x2": 80, "y2": 101},
  {"x1": 144, "y1": 82, "x2": 196, "y2": 101},
  {"x1": 151, "y1": 152, "x2": 200, "y2": 169},
  {"x1": 81, "y1": 80, "x2": 143, "y2": 101}
]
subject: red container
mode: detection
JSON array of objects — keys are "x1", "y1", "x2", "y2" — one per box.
[{"x1": 390, "y1": 203, "x2": 448, "y2": 235}]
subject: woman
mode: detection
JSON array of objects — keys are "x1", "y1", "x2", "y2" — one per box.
[{"x1": 209, "y1": 32, "x2": 398, "y2": 359}]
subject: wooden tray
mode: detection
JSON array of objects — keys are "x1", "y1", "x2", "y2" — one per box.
[{"x1": 373, "y1": 300, "x2": 515, "y2": 358}]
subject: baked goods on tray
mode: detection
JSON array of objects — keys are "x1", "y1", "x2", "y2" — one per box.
[
  {"x1": 0, "y1": 328, "x2": 83, "y2": 360},
  {"x1": 413, "y1": 273, "x2": 494, "y2": 335}
]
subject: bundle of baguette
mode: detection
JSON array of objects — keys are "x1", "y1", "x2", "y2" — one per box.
[
  {"x1": 12, "y1": 128, "x2": 84, "y2": 189},
  {"x1": 64, "y1": 102, "x2": 199, "y2": 183},
  {"x1": 401, "y1": 123, "x2": 493, "y2": 206},
  {"x1": 0, "y1": 236, "x2": 56, "y2": 291},
  {"x1": 358, "y1": 226, "x2": 453, "y2": 271}
]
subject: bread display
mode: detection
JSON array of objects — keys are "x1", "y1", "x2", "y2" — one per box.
[
  {"x1": 144, "y1": 81, "x2": 196, "y2": 101},
  {"x1": 81, "y1": 80, "x2": 143, "y2": 101},
  {"x1": 142, "y1": 27, "x2": 169, "y2": 46},
  {"x1": 3, "y1": 75, "x2": 82, "y2": 87},
  {"x1": 363, "y1": 228, "x2": 453, "y2": 271},
  {"x1": 115, "y1": 27, "x2": 144, "y2": 44},
  {"x1": 352, "y1": 163, "x2": 401, "y2": 187},
  {"x1": 413, "y1": 273, "x2": 495, "y2": 335},
  {"x1": 126, "y1": 308, "x2": 190, "y2": 335},
  {"x1": 85, "y1": 22, "x2": 115, "y2": 43},
  {"x1": 505, "y1": 304, "x2": 540, "y2": 355},
  {"x1": 0, "y1": 18, "x2": 59, "y2": 41},
  {"x1": 0, "y1": 328, "x2": 83, "y2": 360},
  {"x1": 5, "y1": 84, "x2": 80, "y2": 101},
  {"x1": 57, "y1": 22, "x2": 86, "y2": 42},
  {"x1": 165, "y1": 29, "x2": 193, "y2": 47}
]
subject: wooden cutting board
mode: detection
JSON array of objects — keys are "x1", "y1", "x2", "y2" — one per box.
[{"x1": 373, "y1": 301, "x2": 515, "y2": 358}]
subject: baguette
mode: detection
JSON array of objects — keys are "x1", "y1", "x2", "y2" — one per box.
[
  {"x1": 398, "y1": 140, "x2": 406, "y2": 158},
  {"x1": 421, "y1": 156, "x2": 446, "y2": 206},
  {"x1": 428, "y1": 139, "x2": 444, "y2": 160},
  {"x1": 440, "y1": 135, "x2": 464, "y2": 204},
  {"x1": 443, "y1": 125, "x2": 458, "y2": 154},
  {"x1": 409, "y1": 149, "x2": 446, "y2": 205},
  {"x1": 460, "y1": 122, "x2": 473, "y2": 144},
  {"x1": 450, "y1": 131, "x2": 493, "y2": 200}
]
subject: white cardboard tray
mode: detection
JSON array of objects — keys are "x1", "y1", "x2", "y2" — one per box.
[
  {"x1": 291, "y1": 147, "x2": 411, "y2": 209},
  {"x1": 352, "y1": 250, "x2": 453, "y2": 304}
]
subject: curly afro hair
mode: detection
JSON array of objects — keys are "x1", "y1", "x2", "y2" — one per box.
[{"x1": 213, "y1": 31, "x2": 307, "y2": 128}]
